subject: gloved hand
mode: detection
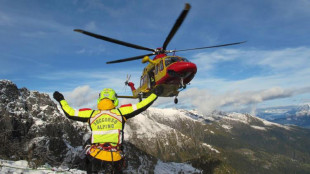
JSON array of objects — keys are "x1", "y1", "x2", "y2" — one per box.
[
  {"x1": 154, "y1": 86, "x2": 164, "y2": 96},
  {"x1": 53, "y1": 91, "x2": 64, "y2": 102}
]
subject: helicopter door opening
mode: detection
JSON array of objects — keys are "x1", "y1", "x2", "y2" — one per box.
[{"x1": 148, "y1": 68, "x2": 156, "y2": 89}]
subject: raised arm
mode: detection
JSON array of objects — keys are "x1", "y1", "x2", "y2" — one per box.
[
  {"x1": 53, "y1": 91, "x2": 94, "y2": 122},
  {"x1": 118, "y1": 93, "x2": 158, "y2": 120},
  {"x1": 118, "y1": 86, "x2": 163, "y2": 120}
]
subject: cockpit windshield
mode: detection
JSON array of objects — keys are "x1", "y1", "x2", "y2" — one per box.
[{"x1": 165, "y1": 56, "x2": 189, "y2": 66}]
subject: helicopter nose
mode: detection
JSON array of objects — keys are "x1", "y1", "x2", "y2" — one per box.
[{"x1": 167, "y1": 62, "x2": 197, "y2": 77}]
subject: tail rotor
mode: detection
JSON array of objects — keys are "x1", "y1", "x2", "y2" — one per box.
[
  {"x1": 122, "y1": 74, "x2": 131, "y2": 93},
  {"x1": 125, "y1": 74, "x2": 131, "y2": 86}
]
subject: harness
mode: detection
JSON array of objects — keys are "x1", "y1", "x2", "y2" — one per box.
[
  {"x1": 86, "y1": 109, "x2": 126, "y2": 163},
  {"x1": 90, "y1": 143, "x2": 120, "y2": 152}
]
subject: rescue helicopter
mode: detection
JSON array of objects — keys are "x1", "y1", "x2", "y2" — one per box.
[{"x1": 74, "y1": 3, "x2": 245, "y2": 104}]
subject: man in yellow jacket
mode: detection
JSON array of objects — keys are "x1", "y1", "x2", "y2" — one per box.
[{"x1": 53, "y1": 87, "x2": 162, "y2": 174}]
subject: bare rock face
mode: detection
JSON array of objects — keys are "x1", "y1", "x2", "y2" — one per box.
[{"x1": 0, "y1": 80, "x2": 88, "y2": 167}]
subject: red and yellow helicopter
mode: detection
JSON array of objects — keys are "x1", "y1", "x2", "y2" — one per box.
[{"x1": 74, "y1": 3, "x2": 245, "y2": 104}]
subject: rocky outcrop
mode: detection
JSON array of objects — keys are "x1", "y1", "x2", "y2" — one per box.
[{"x1": 0, "y1": 80, "x2": 89, "y2": 168}]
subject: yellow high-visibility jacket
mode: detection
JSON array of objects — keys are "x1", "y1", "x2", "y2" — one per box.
[
  {"x1": 59, "y1": 93, "x2": 157, "y2": 145},
  {"x1": 58, "y1": 93, "x2": 157, "y2": 162},
  {"x1": 60, "y1": 94, "x2": 157, "y2": 145}
]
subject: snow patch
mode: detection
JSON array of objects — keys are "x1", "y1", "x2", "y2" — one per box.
[
  {"x1": 256, "y1": 117, "x2": 291, "y2": 130},
  {"x1": 147, "y1": 107, "x2": 198, "y2": 122},
  {"x1": 202, "y1": 143, "x2": 220, "y2": 153},
  {"x1": 225, "y1": 112, "x2": 250, "y2": 124},
  {"x1": 0, "y1": 159, "x2": 86, "y2": 174},
  {"x1": 251, "y1": 125, "x2": 267, "y2": 131},
  {"x1": 154, "y1": 160, "x2": 201, "y2": 174},
  {"x1": 125, "y1": 113, "x2": 174, "y2": 139},
  {"x1": 221, "y1": 124, "x2": 233, "y2": 130},
  {"x1": 34, "y1": 118, "x2": 44, "y2": 126},
  {"x1": 40, "y1": 105, "x2": 48, "y2": 111}
]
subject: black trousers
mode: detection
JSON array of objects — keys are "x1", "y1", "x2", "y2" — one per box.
[{"x1": 86, "y1": 155, "x2": 124, "y2": 174}]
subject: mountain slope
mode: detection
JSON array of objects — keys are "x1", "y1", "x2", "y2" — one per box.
[
  {"x1": 1, "y1": 80, "x2": 310, "y2": 173},
  {"x1": 125, "y1": 108, "x2": 310, "y2": 173}
]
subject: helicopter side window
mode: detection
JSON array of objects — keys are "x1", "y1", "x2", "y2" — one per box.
[
  {"x1": 165, "y1": 58, "x2": 172, "y2": 67},
  {"x1": 155, "y1": 64, "x2": 159, "y2": 75},
  {"x1": 140, "y1": 76, "x2": 144, "y2": 87},
  {"x1": 160, "y1": 60, "x2": 164, "y2": 71},
  {"x1": 141, "y1": 75, "x2": 148, "y2": 87}
]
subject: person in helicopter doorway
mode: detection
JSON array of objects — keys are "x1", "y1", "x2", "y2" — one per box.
[{"x1": 53, "y1": 87, "x2": 163, "y2": 174}]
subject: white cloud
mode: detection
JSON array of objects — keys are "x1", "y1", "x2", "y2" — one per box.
[
  {"x1": 184, "y1": 47, "x2": 310, "y2": 113},
  {"x1": 190, "y1": 47, "x2": 310, "y2": 92},
  {"x1": 65, "y1": 85, "x2": 97, "y2": 108},
  {"x1": 44, "y1": 69, "x2": 142, "y2": 108},
  {"x1": 253, "y1": 47, "x2": 310, "y2": 71},
  {"x1": 176, "y1": 86, "x2": 310, "y2": 114},
  {"x1": 58, "y1": 84, "x2": 310, "y2": 114},
  {"x1": 62, "y1": 85, "x2": 144, "y2": 109},
  {"x1": 192, "y1": 49, "x2": 240, "y2": 71},
  {"x1": 192, "y1": 47, "x2": 310, "y2": 73}
]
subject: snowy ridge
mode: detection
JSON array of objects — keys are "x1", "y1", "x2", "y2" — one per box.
[
  {"x1": 125, "y1": 113, "x2": 175, "y2": 140},
  {"x1": 210, "y1": 111, "x2": 292, "y2": 130},
  {"x1": 146, "y1": 107, "x2": 200, "y2": 122},
  {"x1": 255, "y1": 115, "x2": 291, "y2": 130},
  {"x1": 296, "y1": 103, "x2": 310, "y2": 117},
  {"x1": 155, "y1": 160, "x2": 201, "y2": 174},
  {"x1": 145, "y1": 107, "x2": 292, "y2": 131},
  {"x1": 0, "y1": 159, "x2": 86, "y2": 174}
]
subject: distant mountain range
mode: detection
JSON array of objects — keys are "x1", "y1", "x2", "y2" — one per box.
[
  {"x1": 256, "y1": 104, "x2": 310, "y2": 128},
  {"x1": 1, "y1": 80, "x2": 310, "y2": 173}
]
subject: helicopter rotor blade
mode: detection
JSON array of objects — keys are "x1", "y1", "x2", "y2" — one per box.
[
  {"x1": 171, "y1": 41, "x2": 247, "y2": 52},
  {"x1": 162, "y1": 3, "x2": 191, "y2": 50},
  {"x1": 106, "y1": 53, "x2": 154, "y2": 64},
  {"x1": 74, "y1": 29, "x2": 154, "y2": 52}
]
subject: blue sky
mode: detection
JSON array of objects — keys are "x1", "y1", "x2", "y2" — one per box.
[{"x1": 1, "y1": 0, "x2": 310, "y2": 114}]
